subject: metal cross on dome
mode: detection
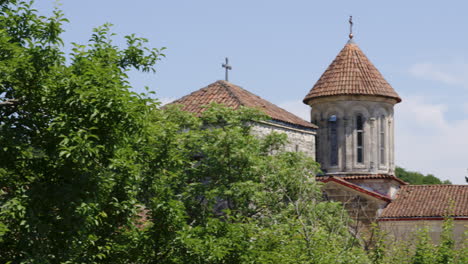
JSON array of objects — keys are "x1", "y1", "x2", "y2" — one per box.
[{"x1": 222, "y1": 57, "x2": 232, "y2": 82}]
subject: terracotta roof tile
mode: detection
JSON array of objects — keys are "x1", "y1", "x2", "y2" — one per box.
[
  {"x1": 318, "y1": 176, "x2": 392, "y2": 202},
  {"x1": 379, "y1": 185, "x2": 468, "y2": 218},
  {"x1": 317, "y1": 174, "x2": 408, "y2": 185},
  {"x1": 303, "y1": 41, "x2": 401, "y2": 104},
  {"x1": 169, "y1": 80, "x2": 317, "y2": 129}
]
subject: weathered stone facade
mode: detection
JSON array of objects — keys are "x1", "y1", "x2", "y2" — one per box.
[
  {"x1": 345, "y1": 179, "x2": 400, "y2": 199},
  {"x1": 309, "y1": 96, "x2": 397, "y2": 175},
  {"x1": 322, "y1": 181, "x2": 388, "y2": 225},
  {"x1": 379, "y1": 220, "x2": 468, "y2": 245},
  {"x1": 250, "y1": 121, "x2": 316, "y2": 158}
]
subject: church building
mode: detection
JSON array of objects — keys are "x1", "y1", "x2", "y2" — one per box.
[
  {"x1": 304, "y1": 34, "x2": 406, "y2": 227},
  {"x1": 169, "y1": 79, "x2": 317, "y2": 157},
  {"x1": 301, "y1": 33, "x2": 467, "y2": 243},
  {"x1": 168, "y1": 27, "x2": 468, "y2": 244}
]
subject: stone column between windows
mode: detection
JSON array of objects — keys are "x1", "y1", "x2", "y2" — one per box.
[
  {"x1": 389, "y1": 118, "x2": 395, "y2": 174},
  {"x1": 344, "y1": 117, "x2": 353, "y2": 172},
  {"x1": 369, "y1": 117, "x2": 376, "y2": 173},
  {"x1": 383, "y1": 116, "x2": 389, "y2": 172},
  {"x1": 319, "y1": 119, "x2": 326, "y2": 168}
]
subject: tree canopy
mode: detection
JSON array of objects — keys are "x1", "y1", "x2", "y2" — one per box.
[
  {"x1": 0, "y1": 1, "x2": 466, "y2": 263},
  {"x1": 0, "y1": 0, "x2": 163, "y2": 261},
  {"x1": 395, "y1": 167, "x2": 452, "y2": 185},
  {"x1": 0, "y1": 1, "x2": 365, "y2": 262}
]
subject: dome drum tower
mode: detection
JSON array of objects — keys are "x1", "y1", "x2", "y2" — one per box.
[
  {"x1": 310, "y1": 96, "x2": 396, "y2": 175},
  {"x1": 303, "y1": 40, "x2": 401, "y2": 178},
  {"x1": 303, "y1": 37, "x2": 404, "y2": 226}
]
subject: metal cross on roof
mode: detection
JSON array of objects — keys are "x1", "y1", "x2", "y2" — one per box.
[
  {"x1": 222, "y1": 57, "x2": 232, "y2": 82},
  {"x1": 349, "y1": 15, "x2": 354, "y2": 39}
]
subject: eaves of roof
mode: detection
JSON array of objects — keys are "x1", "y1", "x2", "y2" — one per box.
[{"x1": 318, "y1": 176, "x2": 392, "y2": 203}]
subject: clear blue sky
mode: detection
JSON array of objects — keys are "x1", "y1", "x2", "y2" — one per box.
[{"x1": 36, "y1": 0, "x2": 468, "y2": 184}]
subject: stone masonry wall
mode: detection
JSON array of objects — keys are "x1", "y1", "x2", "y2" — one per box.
[
  {"x1": 379, "y1": 220, "x2": 468, "y2": 245},
  {"x1": 347, "y1": 179, "x2": 401, "y2": 199},
  {"x1": 309, "y1": 98, "x2": 395, "y2": 175},
  {"x1": 250, "y1": 122, "x2": 316, "y2": 159}
]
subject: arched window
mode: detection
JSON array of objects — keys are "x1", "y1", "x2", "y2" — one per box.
[
  {"x1": 329, "y1": 115, "x2": 338, "y2": 166},
  {"x1": 380, "y1": 115, "x2": 385, "y2": 165},
  {"x1": 356, "y1": 115, "x2": 364, "y2": 163}
]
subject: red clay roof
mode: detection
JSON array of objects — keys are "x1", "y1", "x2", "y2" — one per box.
[
  {"x1": 170, "y1": 80, "x2": 317, "y2": 129},
  {"x1": 379, "y1": 185, "x2": 468, "y2": 219},
  {"x1": 324, "y1": 174, "x2": 408, "y2": 186},
  {"x1": 303, "y1": 41, "x2": 401, "y2": 104},
  {"x1": 318, "y1": 176, "x2": 392, "y2": 203}
]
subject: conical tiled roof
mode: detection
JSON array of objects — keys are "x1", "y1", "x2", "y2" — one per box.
[
  {"x1": 169, "y1": 80, "x2": 317, "y2": 129},
  {"x1": 303, "y1": 41, "x2": 401, "y2": 104}
]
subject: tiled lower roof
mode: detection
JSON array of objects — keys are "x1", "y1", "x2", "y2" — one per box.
[
  {"x1": 169, "y1": 80, "x2": 317, "y2": 129},
  {"x1": 379, "y1": 185, "x2": 468, "y2": 219},
  {"x1": 318, "y1": 176, "x2": 391, "y2": 202},
  {"x1": 316, "y1": 174, "x2": 407, "y2": 185}
]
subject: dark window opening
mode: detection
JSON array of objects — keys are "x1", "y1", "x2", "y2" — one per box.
[
  {"x1": 380, "y1": 116, "x2": 385, "y2": 165},
  {"x1": 356, "y1": 115, "x2": 364, "y2": 163},
  {"x1": 329, "y1": 115, "x2": 338, "y2": 166},
  {"x1": 313, "y1": 120, "x2": 319, "y2": 162}
]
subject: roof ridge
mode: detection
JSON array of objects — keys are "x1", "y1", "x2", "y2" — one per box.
[
  {"x1": 167, "y1": 80, "x2": 317, "y2": 129},
  {"x1": 221, "y1": 81, "x2": 270, "y2": 108},
  {"x1": 217, "y1": 80, "x2": 245, "y2": 107},
  {"x1": 219, "y1": 81, "x2": 317, "y2": 129},
  {"x1": 318, "y1": 173, "x2": 408, "y2": 185}
]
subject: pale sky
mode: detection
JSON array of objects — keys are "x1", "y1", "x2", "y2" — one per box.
[{"x1": 35, "y1": 0, "x2": 468, "y2": 184}]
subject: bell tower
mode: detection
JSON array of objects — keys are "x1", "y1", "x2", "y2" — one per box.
[
  {"x1": 303, "y1": 20, "x2": 406, "y2": 227},
  {"x1": 303, "y1": 38, "x2": 401, "y2": 176}
]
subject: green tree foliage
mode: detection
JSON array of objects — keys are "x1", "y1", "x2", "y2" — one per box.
[
  {"x1": 395, "y1": 167, "x2": 452, "y2": 185},
  {"x1": 0, "y1": 0, "x2": 164, "y2": 262},
  {"x1": 132, "y1": 104, "x2": 369, "y2": 263},
  {"x1": 376, "y1": 218, "x2": 467, "y2": 264},
  {"x1": 0, "y1": 1, "x2": 368, "y2": 262},
  {"x1": 0, "y1": 1, "x2": 464, "y2": 263}
]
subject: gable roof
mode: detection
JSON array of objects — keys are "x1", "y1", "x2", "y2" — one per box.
[
  {"x1": 326, "y1": 174, "x2": 408, "y2": 186},
  {"x1": 303, "y1": 41, "x2": 401, "y2": 104},
  {"x1": 318, "y1": 175, "x2": 392, "y2": 203},
  {"x1": 379, "y1": 185, "x2": 468, "y2": 219},
  {"x1": 170, "y1": 80, "x2": 317, "y2": 129}
]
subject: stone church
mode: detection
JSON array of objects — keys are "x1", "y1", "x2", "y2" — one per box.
[{"x1": 169, "y1": 35, "x2": 468, "y2": 244}]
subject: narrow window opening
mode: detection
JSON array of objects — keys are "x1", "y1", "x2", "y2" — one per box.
[
  {"x1": 356, "y1": 115, "x2": 364, "y2": 163},
  {"x1": 329, "y1": 115, "x2": 338, "y2": 166},
  {"x1": 313, "y1": 119, "x2": 319, "y2": 162},
  {"x1": 380, "y1": 115, "x2": 385, "y2": 165},
  {"x1": 315, "y1": 137, "x2": 319, "y2": 162},
  {"x1": 295, "y1": 144, "x2": 299, "y2": 152}
]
